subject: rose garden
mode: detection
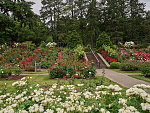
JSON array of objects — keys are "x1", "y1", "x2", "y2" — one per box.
[
  {"x1": 1, "y1": 0, "x2": 150, "y2": 112},
  {"x1": 0, "y1": 39, "x2": 150, "y2": 113}
]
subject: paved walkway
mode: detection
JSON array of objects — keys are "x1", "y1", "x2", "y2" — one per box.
[{"x1": 96, "y1": 69, "x2": 150, "y2": 88}]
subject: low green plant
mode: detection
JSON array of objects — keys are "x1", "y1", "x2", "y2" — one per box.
[
  {"x1": 120, "y1": 61, "x2": 140, "y2": 71},
  {"x1": 110, "y1": 62, "x2": 121, "y2": 69},
  {"x1": 13, "y1": 66, "x2": 22, "y2": 76},
  {"x1": 0, "y1": 68, "x2": 12, "y2": 78},
  {"x1": 140, "y1": 63, "x2": 150, "y2": 77}
]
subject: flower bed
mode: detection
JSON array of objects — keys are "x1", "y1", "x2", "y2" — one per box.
[
  {"x1": 99, "y1": 48, "x2": 118, "y2": 63},
  {"x1": 119, "y1": 48, "x2": 150, "y2": 62},
  {"x1": 0, "y1": 77, "x2": 150, "y2": 113},
  {"x1": 49, "y1": 48, "x2": 96, "y2": 79}
]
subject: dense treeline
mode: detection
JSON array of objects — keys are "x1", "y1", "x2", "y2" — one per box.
[
  {"x1": 0, "y1": 0, "x2": 150, "y2": 47},
  {"x1": 40, "y1": 0, "x2": 150, "y2": 47},
  {"x1": 0, "y1": 0, "x2": 48, "y2": 44}
]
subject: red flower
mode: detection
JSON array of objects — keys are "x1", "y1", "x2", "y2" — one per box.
[
  {"x1": 69, "y1": 66, "x2": 72, "y2": 68},
  {"x1": 26, "y1": 58, "x2": 31, "y2": 61}
]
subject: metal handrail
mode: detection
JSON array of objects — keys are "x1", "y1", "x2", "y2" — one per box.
[{"x1": 90, "y1": 48, "x2": 100, "y2": 68}]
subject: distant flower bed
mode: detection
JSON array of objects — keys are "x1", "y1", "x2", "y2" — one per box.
[
  {"x1": 119, "y1": 48, "x2": 150, "y2": 62},
  {"x1": 0, "y1": 77, "x2": 150, "y2": 113},
  {"x1": 99, "y1": 48, "x2": 118, "y2": 63}
]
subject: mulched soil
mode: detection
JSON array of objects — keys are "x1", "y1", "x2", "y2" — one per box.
[{"x1": 0, "y1": 76, "x2": 24, "y2": 80}]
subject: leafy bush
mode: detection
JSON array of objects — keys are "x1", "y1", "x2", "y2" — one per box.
[
  {"x1": 67, "y1": 31, "x2": 82, "y2": 49},
  {"x1": 96, "y1": 32, "x2": 112, "y2": 50},
  {"x1": 124, "y1": 41, "x2": 135, "y2": 48},
  {"x1": 49, "y1": 65, "x2": 66, "y2": 79},
  {"x1": 120, "y1": 61, "x2": 140, "y2": 71},
  {"x1": 110, "y1": 62, "x2": 121, "y2": 69},
  {"x1": 140, "y1": 63, "x2": 150, "y2": 77},
  {"x1": 0, "y1": 68, "x2": 12, "y2": 78},
  {"x1": 22, "y1": 41, "x2": 35, "y2": 50},
  {"x1": 46, "y1": 36, "x2": 53, "y2": 43},
  {"x1": 73, "y1": 44, "x2": 85, "y2": 60},
  {"x1": 102, "y1": 45, "x2": 119, "y2": 59},
  {"x1": 13, "y1": 66, "x2": 22, "y2": 76}
]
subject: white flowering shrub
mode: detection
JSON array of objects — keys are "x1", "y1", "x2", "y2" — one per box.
[
  {"x1": 46, "y1": 42, "x2": 57, "y2": 48},
  {"x1": 0, "y1": 77, "x2": 150, "y2": 113},
  {"x1": 125, "y1": 41, "x2": 135, "y2": 48},
  {"x1": 13, "y1": 43, "x2": 21, "y2": 48}
]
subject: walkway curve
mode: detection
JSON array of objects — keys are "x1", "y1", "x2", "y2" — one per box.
[{"x1": 96, "y1": 69, "x2": 150, "y2": 88}]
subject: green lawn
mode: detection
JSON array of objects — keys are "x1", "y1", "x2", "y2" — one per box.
[
  {"x1": 22, "y1": 69, "x2": 48, "y2": 74},
  {"x1": 0, "y1": 75, "x2": 126, "y2": 90},
  {"x1": 129, "y1": 74, "x2": 150, "y2": 83},
  {"x1": 112, "y1": 69, "x2": 141, "y2": 73}
]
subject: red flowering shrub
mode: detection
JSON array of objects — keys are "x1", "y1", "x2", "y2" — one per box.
[
  {"x1": 49, "y1": 48, "x2": 96, "y2": 79},
  {"x1": 0, "y1": 46, "x2": 41, "y2": 72},
  {"x1": 99, "y1": 48, "x2": 118, "y2": 63}
]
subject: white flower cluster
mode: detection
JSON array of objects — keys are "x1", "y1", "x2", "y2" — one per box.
[
  {"x1": 0, "y1": 43, "x2": 7, "y2": 50},
  {"x1": 12, "y1": 77, "x2": 32, "y2": 87},
  {"x1": 118, "y1": 98, "x2": 140, "y2": 113},
  {"x1": 46, "y1": 42, "x2": 57, "y2": 48},
  {"x1": 0, "y1": 79, "x2": 150, "y2": 113},
  {"x1": 126, "y1": 87, "x2": 150, "y2": 102},
  {"x1": 12, "y1": 81, "x2": 26, "y2": 87},
  {"x1": 141, "y1": 103, "x2": 150, "y2": 111},
  {"x1": 29, "y1": 104, "x2": 44, "y2": 113},
  {"x1": 96, "y1": 84, "x2": 122, "y2": 91},
  {"x1": 13, "y1": 43, "x2": 20, "y2": 48},
  {"x1": 125, "y1": 41, "x2": 135, "y2": 48}
]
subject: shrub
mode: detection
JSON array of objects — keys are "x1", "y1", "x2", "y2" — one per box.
[
  {"x1": 124, "y1": 41, "x2": 135, "y2": 48},
  {"x1": 73, "y1": 44, "x2": 84, "y2": 60},
  {"x1": 96, "y1": 32, "x2": 112, "y2": 50},
  {"x1": 46, "y1": 36, "x2": 53, "y2": 43},
  {"x1": 49, "y1": 66, "x2": 66, "y2": 79},
  {"x1": 102, "y1": 45, "x2": 119, "y2": 59},
  {"x1": 110, "y1": 62, "x2": 121, "y2": 69},
  {"x1": 140, "y1": 63, "x2": 150, "y2": 77},
  {"x1": 67, "y1": 31, "x2": 82, "y2": 49},
  {"x1": 0, "y1": 68, "x2": 12, "y2": 78},
  {"x1": 120, "y1": 61, "x2": 140, "y2": 71},
  {"x1": 13, "y1": 66, "x2": 22, "y2": 76}
]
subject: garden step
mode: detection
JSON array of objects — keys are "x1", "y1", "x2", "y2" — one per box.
[
  {"x1": 86, "y1": 52, "x2": 107, "y2": 69},
  {"x1": 95, "y1": 53, "x2": 108, "y2": 69}
]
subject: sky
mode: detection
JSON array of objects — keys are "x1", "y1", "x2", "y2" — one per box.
[{"x1": 26, "y1": 0, "x2": 150, "y2": 15}]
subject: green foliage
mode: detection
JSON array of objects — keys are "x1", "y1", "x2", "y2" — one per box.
[
  {"x1": 22, "y1": 41, "x2": 35, "y2": 50},
  {"x1": 140, "y1": 63, "x2": 150, "y2": 77},
  {"x1": 120, "y1": 61, "x2": 140, "y2": 71},
  {"x1": 67, "y1": 31, "x2": 82, "y2": 49},
  {"x1": 73, "y1": 44, "x2": 85, "y2": 60},
  {"x1": 110, "y1": 62, "x2": 121, "y2": 69},
  {"x1": 46, "y1": 36, "x2": 53, "y2": 43},
  {"x1": 49, "y1": 66, "x2": 66, "y2": 79},
  {"x1": 96, "y1": 32, "x2": 112, "y2": 50},
  {"x1": 102, "y1": 45, "x2": 119, "y2": 59},
  {"x1": 13, "y1": 66, "x2": 22, "y2": 76},
  {"x1": 0, "y1": 69, "x2": 12, "y2": 78}
]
